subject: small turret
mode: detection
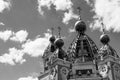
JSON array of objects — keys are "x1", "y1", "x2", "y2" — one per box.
[
  {"x1": 74, "y1": 20, "x2": 86, "y2": 34},
  {"x1": 54, "y1": 27, "x2": 67, "y2": 60},
  {"x1": 98, "y1": 22, "x2": 119, "y2": 59},
  {"x1": 100, "y1": 34, "x2": 110, "y2": 45},
  {"x1": 55, "y1": 38, "x2": 64, "y2": 49},
  {"x1": 49, "y1": 36, "x2": 55, "y2": 43},
  {"x1": 74, "y1": 7, "x2": 86, "y2": 35}
]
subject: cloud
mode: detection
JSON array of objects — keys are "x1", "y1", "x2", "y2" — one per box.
[
  {"x1": 63, "y1": 9, "x2": 78, "y2": 24},
  {"x1": 0, "y1": 0, "x2": 11, "y2": 13},
  {"x1": 0, "y1": 30, "x2": 28, "y2": 43},
  {"x1": 37, "y1": 0, "x2": 78, "y2": 24},
  {"x1": 22, "y1": 33, "x2": 50, "y2": 57},
  {"x1": 0, "y1": 47, "x2": 26, "y2": 65},
  {"x1": 18, "y1": 76, "x2": 38, "y2": 80},
  {"x1": 0, "y1": 30, "x2": 13, "y2": 42},
  {"x1": 0, "y1": 30, "x2": 51, "y2": 65},
  {"x1": 0, "y1": 32, "x2": 51, "y2": 65},
  {"x1": 0, "y1": 22, "x2": 5, "y2": 26},
  {"x1": 10, "y1": 30, "x2": 28, "y2": 43},
  {"x1": 85, "y1": 0, "x2": 120, "y2": 32}
]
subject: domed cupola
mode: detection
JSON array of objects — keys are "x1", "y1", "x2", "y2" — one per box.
[
  {"x1": 74, "y1": 20, "x2": 86, "y2": 35},
  {"x1": 54, "y1": 27, "x2": 67, "y2": 60},
  {"x1": 43, "y1": 28, "x2": 56, "y2": 58},
  {"x1": 99, "y1": 30, "x2": 119, "y2": 60},
  {"x1": 55, "y1": 38, "x2": 64, "y2": 49},
  {"x1": 67, "y1": 16, "x2": 98, "y2": 63}
]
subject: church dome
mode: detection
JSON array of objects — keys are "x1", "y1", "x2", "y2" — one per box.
[
  {"x1": 74, "y1": 20, "x2": 86, "y2": 34},
  {"x1": 99, "y1": 34, "x2": 119, "y2": 59},
  {"x1": 67, "y1": 19, "x2": 99, "y2": 63},
  {"x1": 100, "y1": 34, "x2": 110, "y2": 45},
  {"x1": 49, "y1": 36, "x2": 56, "y2": 43},
  {"x1": 55, "y1": 38, "x2": 64, "y2": 48}
]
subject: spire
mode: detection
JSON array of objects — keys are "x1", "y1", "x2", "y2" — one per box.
[
  {"x1": 100, "y1": 18, "x2": 105, "y2": 34},
  {"x1": 55, "y1": 26, "x2": 64, "y2": 49},
  {"x1": 74, "y1": 7, "x2": 86, "y2": 34},
  {"x1": 67, "y1": 7, "x2": 98, "y2": 63},
  {"x1": 100, "y1": 19, "x2": 110, "y2": 45},
  {"x1": 58, "y1": 26, "x2": 61, "y2": 38},
  {"x1": 49, "y1": 27, "x2": 55, "y2": 43},
  {"x1": 101, "y1": 22, "x2": 105, "y2": 34},
  {"x1": 99, "y1": 18, "x2": 119, "y2": 59},
  {"x1": 77, "y1": 7, "x2": 82, "y2": 20}
]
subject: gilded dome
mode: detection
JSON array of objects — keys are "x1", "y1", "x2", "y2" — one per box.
[
  {"x1": 55, "y1": 39, "x2": 64, "y2": 48},
  {"x1": 49, "y1": 36, "x2": 56, "y2": 43},
  {"x1": 100, "y1": 34, "x2": 110, "y2": 45},
  {"x1": 74, "y1": 20, "x2": 86, "y2": 33}
]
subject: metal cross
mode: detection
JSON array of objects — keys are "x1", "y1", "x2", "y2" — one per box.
[
  {"x1": 77, "y1": 7, "x2": 82, "y2": 16},
  {"x1": 100, "y1": 18, "x2": 105, "y2": 34},
  {"x1": 58, "y1": 26, "x2": 61, "y2": 38}
]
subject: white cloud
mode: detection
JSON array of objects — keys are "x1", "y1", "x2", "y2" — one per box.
[
  {"x1": 18, "y1": 76, "x2": 38, "y2": 80},
  {"x1": 22, "y1": 33, "x2": 50, "y2": 57},
  {"x1": 85, "y1": 0, "x2": 120, "y2": 32},
  {"x1": 0, "y1": 22, "x2": 5, "y2": 26},
  {"x1": 0, "y1": 0, "x2": 11, "y2": 13},
  {"x1": 0, "y1": 47, "x2": 26, "y2": 65},
  {"x1": 52, "y1": 0, "x2": 73, "y2": 11},
  {"x1": 0, "y1": 30, "x2": 28, "y2": 43},
  {"x1": 0, "y1": 30, "x2": 13, "y2": 42},
  {"x1": 0, "y1": 31, "x2": 51, "y2": 65},
  {"x1": 37, "y1": 0, "x2": 78, "y2": 24},
  {"x1": 63, "y1": 10, "x2": 78, "y2": 24},
  {"x1": 10, "y1": 30, "x2": 28, "y2": 43}
]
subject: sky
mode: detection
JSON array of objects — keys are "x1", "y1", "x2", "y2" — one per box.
[{"x1": 0, "y1": 0, "x2": 120, "y2": 80}]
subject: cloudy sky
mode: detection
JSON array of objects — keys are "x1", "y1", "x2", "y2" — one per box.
[{"x1": 0, "y1": 0, "x2": 120, "y2": 80}]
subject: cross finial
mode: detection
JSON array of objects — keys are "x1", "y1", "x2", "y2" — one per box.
[
  {"x1": 101, "y1": 22, "x2": 105, "y2": 34},
  {"x1": 51, "y1": 27, "x2": 54, "y2": 35},
  {"x1": 100, "y1": 18, "x2": 105, "y2": 34},
  {"x1": 77, "y1": 7, "x2": 82, "y2": 20},
  {"x1": 58, "y1": 26, "x2": 61, "y2": 38}
]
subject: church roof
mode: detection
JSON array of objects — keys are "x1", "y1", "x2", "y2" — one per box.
[
  {"x1": 99, "y1": 44, "x2": 119, "y2": 59},
  {"x1": 67, "y1": 33, "x2": 98, "y2": 63}
]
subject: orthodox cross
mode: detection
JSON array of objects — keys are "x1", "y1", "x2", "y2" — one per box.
[
  {"x1": 77, "y1": 7, "x2": 82, "y2": 20},
  {"x1": 100, "y1": 18, "x2": 105, "y2": 34},
  {"x1": 58, "y1": 26, "x2": 61, "y2": 38}
]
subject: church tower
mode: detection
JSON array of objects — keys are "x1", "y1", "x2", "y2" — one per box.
[
  {"x1": 66, "y1": 8, "x2": 100, "y2": 80},
  {"x1": 97, "y1": 23, "x2": 120, "y2": 80},
  {"x1": 38, "y1": 8, "x2": 120, "y2": 80},
  {"x1": 38, "y1": 27, "x2": 69, "y2": 80}
]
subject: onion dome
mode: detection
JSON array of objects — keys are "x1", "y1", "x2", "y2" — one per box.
[
  {"x1": 55, "y1": 38, "x2": 64, "y2": 48},
  {"x1": 42, "y1": 36, "x2": 56, "y2": 58},
  {"x1": 49, "y1": 36, "x2": 56, "y2": 43},
  {"x1": 74, "y1": 20, "x2": 86, "y2": 34},
  {"x1": 100, "y1": 34, "x2": 110, "y2": 45},
  {"x1": 99, "y1": 34, "x2": 119, "y2": 59}
]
